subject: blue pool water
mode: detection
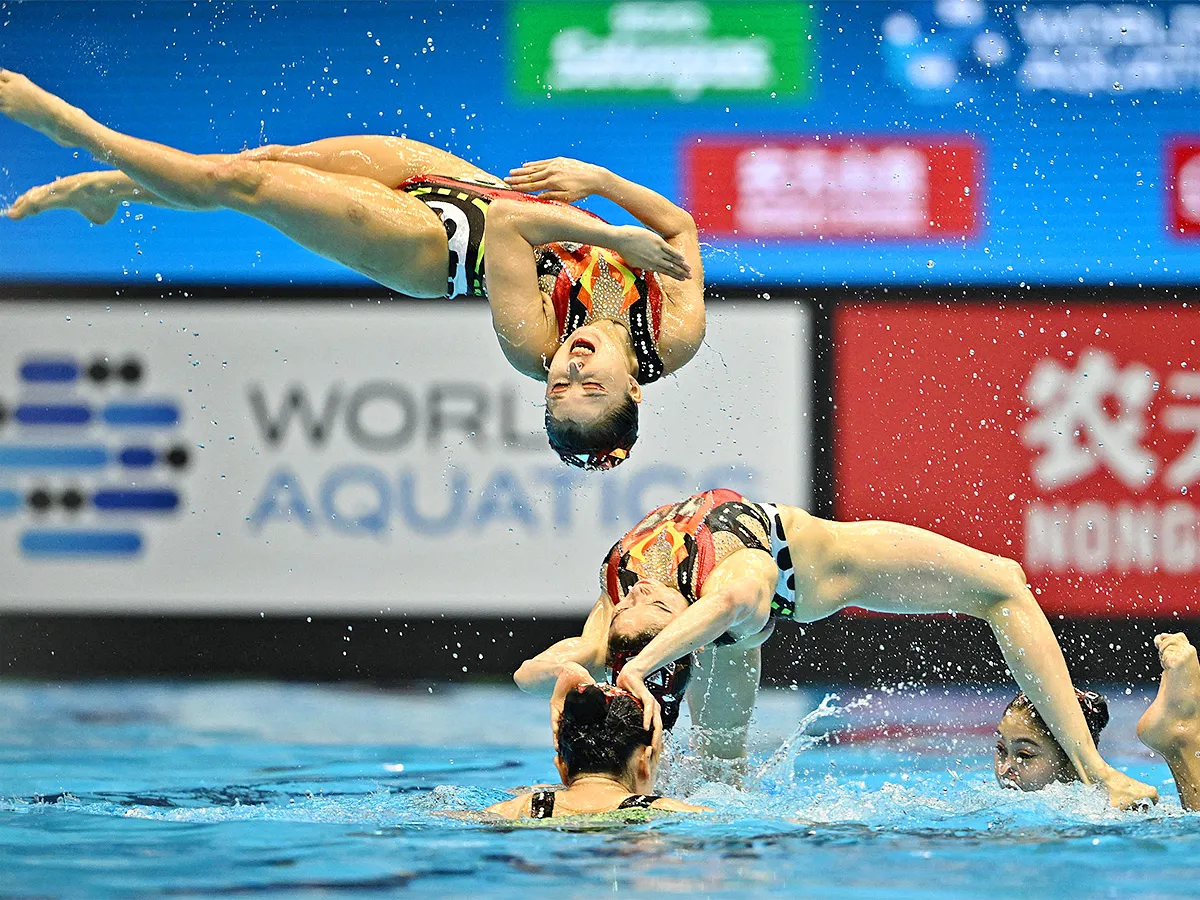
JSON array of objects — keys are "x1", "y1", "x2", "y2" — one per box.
[{"x1": 1, "y1": 681, "x2": 1197, "y2": 899}]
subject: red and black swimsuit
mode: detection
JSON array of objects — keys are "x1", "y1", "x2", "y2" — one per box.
[
  {"x1": 528, "y1": 791, "x2": 662, "y2": 819},
  {"x1": 537, "y1": 243, "x2": 667, "y2": 385},
  {"x1": 401, "y1": 174, "x2": 667, "y2": 385},
  {"x1": 400, "y1": 174, "x2": 540, "y2": 299},
  {"x1": 602, "y1": 489, "x2": 797, "y2": 624}
]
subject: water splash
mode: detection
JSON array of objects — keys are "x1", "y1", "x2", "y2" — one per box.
[{"x1": 752, "y1": 692, "x2": 848, "y2": 791}]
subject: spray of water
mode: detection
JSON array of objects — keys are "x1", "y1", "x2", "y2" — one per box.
[{"x1": 751, "y1": 692, "x2": 848, "y2": 791}]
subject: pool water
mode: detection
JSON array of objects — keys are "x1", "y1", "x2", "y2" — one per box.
[{"x1": 1, "y1": 681, "x2": 1197, "y2": 899}]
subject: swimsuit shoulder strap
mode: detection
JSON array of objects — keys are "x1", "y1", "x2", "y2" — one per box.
[
  {"x1": 529, "y1": 790, "x2": 557, "y2": 819},
  {"x1": 616, "y1": 794, "x2": 662, "y2": 810}
]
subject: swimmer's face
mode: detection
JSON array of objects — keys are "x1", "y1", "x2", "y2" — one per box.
[
  {"x1": 609, "y1": 579, "x2": 689, "y2": 644},
  {"x1": 545, "y1": 325, "x2": 641, "y2": 427},
  {"x1": 993, "y1": 708, "x2": 1077, "y2": 791}
]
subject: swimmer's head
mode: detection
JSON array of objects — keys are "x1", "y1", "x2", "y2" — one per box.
[
  {"x1": 993, "y1": 689, "x2": 1109, "y2": 791},
  {"x1": 555, "y1": 683, "x2": 659, "y2": 791},
  {"x1": 545, "y1": 324, "x2": 642, "y2": 471},
  {"x1": 609, "y1": 579, "x2": 689, "y2": 642}
]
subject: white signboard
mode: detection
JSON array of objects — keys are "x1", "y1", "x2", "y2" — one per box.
[{"x1": 0, "y1": 299, "x2": 811, "y2": 614}]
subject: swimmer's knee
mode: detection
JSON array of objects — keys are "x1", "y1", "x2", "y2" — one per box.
[
  {"x1": 485, "y1": 198, "x2": 525, "y2": 232},
  {"x1": 209, "y1": 157, "x2": 268, "y2": 204}
]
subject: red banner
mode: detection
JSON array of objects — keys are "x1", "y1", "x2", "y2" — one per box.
[
  {"x1": 1167, "y1": 138, "x2": 1200, "y2": 237},
  {"x1": 834, "y1": 303, "x2": 1200, "y2": 617},
  {"x1": 683, "y1": 136, "x2": 981, "y2": 239}
]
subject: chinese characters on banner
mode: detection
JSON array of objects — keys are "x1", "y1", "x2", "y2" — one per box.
[
  {"x1": 834, "y1": 303, "x2": 1200, "y2": 616},
  {"x1": 683, "y1": 137, "x2": 981, "y2": 239}
]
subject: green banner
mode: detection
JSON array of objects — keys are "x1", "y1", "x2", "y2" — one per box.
[{"x1": 509, "y1": 1, "x2": 813, "y2": 102}]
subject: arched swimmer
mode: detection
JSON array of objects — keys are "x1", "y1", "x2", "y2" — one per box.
[
  {"x1": 486, "y1": 668, "x2": 708, "y2": 820},
  {"x1": 513, "y1": 488, "x2": 1159, "y2": 809},
  {"x1": 0, "y1": 71, "x2": 705, "y2": 470}
]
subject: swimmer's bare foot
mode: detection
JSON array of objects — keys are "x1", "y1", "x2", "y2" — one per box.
[
  {"x1": 0, "y1": 69, "x2": 88, "y2": 147},
  {"x1": 1137, "y1": 632, "x2": 1200, "y2": 809},
  {"x1": 7, "y1": 173, "x2": 121, "y2": 224}
]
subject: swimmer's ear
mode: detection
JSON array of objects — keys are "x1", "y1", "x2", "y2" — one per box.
[
  {"x1": 634, "y1": 743, "x2": 655, "y2": 781},
  {"x1": 628, "y1": 379, "x2": 643, "y2": 403}
]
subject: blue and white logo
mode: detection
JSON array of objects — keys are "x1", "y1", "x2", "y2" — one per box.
[
  {"x1": 880, "y1": 0, "x2": 1016, "y2": 102},
  {"x1": 0, "y1": 355, "x2": 191, "y2": 559}
]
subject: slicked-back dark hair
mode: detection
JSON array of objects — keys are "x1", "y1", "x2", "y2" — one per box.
[
  {"x1": 557, "y1": 685, "x2": 652, "y2": 780},
  {"x1": 1005, "y1": 689, "x2": 1110, "y2": 746},
  {"x1": 546, "y1": 392, "x2": 638, "y2": 470}
]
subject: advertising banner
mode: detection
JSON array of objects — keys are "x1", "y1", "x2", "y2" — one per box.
[
  {"x1": 0, "y1": 300, "x2": 811, "y2": 615},
  {"x1": 508, "y1": 0, "x2": 813, "y2": 101},
  {"x1": 684, "y1": 137, "x2": 981, "y2": 240},
  {"x1": 834, "y1": 302, "x2": 1200, "y2": 617},
  {"x1": 1168, "y1": 137, "x2": 1200, "y2": 237}
]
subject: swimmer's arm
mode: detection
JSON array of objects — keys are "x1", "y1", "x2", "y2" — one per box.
[
  {"x1": 617, "y1": 558, "x2": 775, "y2": 697},
  {"x1": 593, "y1": 169, "x2": 697, "y2": 241},
  {"x1": 506, "y1": 158, "x2": 696, "y2": 240},
  {"x1": 585, "y1": 166, "x2": 704, "y2": 375},
  {"x1": 649, "y1": 797, "x2": 713, "y2": 813},
  {"x1": 484, "y1": 795, "x2": 531, "y2": 819},
  {"x1": 488, "y1": 198, "x2": 691, "y2": 281},
  {"x1": 513, "y1": 592, "x2": 614, "y2": 696},
  {"x1": 483, "y1": 201, "x2": 568, "y2": 380}
]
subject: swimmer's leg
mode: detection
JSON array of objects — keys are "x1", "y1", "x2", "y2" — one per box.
[
  {"x1": 0, "y1": 70, "x2": 448, "y2": 296},
  {"x1": 1137, "y1": 633, "x2": 1200, "y2": 809},
  {"x1": 8, "y1": 136, "x2": 501, "y2": 222},
  {"x1": 243, "y1": 136, "x2": 504, "y2": 188},
  {"x1": 8, "y1": 170, "x2": 163, "y2": 223},
  {"x1": 685, "y1": 644, "x2": 761, "y2": 782},
  {"x1": 795, "y1": 516, "x2": 1158, "y2": 809}
]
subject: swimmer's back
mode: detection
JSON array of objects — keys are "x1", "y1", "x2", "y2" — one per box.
[{"x1": 485, "y1": 790, "x2": 707, "y2": 820}]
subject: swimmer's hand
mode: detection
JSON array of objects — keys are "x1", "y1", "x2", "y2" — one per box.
[
  {"x1": 549, "y1": 663, "x2": 596, "y2": 748},
  {"x1": 505, "y1": 157, "x2": 608, "y2": 204},
  {"x1": 611, "y1": 225, "x2": 692, "y2": 280},
  {"x1": 614, "y1": 662, "x2": 663, "y2": 737},
  {"x1": 1098, "y1": 768, "x2": 1159, "y2": 810}
]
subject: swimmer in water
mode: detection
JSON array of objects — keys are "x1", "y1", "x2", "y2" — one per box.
[
  {"x1": 514, "y1": 488, "x2": 1159, "y2": 809},
  {"x1": 486, "y1": 668, "x2": 708, "y2": 820},
  {"x1": 1137, "y1": 632, "x2": 1200, "y2": 810},
  {"x1": 0, "y1": 70, "x2": 704, "y2": 470},
  {"x1": 994, "y1": 689, "x2": 1109, "y2": 792}
]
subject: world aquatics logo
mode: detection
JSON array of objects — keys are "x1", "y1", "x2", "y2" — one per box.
[{"x1": 0, "y1": 354, "x2": 192, "y2": 559}]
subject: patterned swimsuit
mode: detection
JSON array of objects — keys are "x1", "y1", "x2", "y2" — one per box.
[
  {"x1": 400, "y1": 174, "x2": 667, "y2": 385},
  {"x1": 400, "y1": 174, "x2": 531, "y2": 298},
  {"x1": 528, "y1": 790, "x2": 662, "y2": 819},
  {"x1": 537, "y1": 242, "x2": 666, "y2": 385},
  {"x1": 601, "y1": 489, "x2": 798, "y2": 633}
]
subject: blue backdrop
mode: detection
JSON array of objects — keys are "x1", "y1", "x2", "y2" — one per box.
[{"x1": 2, "y1": 0, "x2": 1198, "y2": 287}]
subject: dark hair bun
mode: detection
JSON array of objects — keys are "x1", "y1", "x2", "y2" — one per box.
[
  {"x1": 562, "y1": 684, "x2": 608, "y2": 727},
  {"x1": 1077, "y1": 689, "x2": 1110, "y2": 740}
]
